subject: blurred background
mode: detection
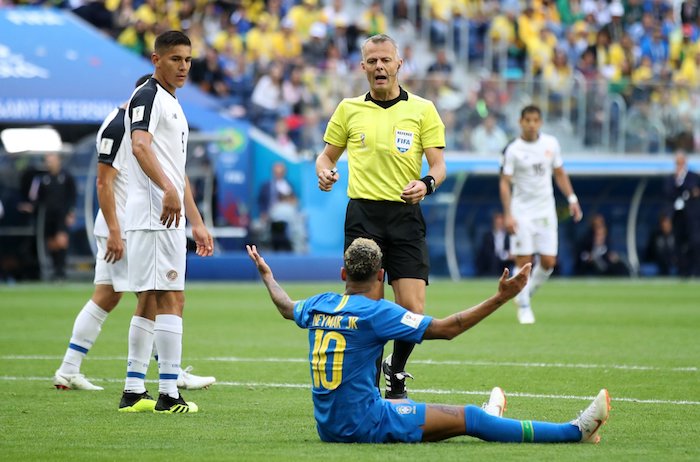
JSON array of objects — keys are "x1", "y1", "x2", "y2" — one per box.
[{"x1": 1, "y1": 0, "x2": 699, "y2": 283}]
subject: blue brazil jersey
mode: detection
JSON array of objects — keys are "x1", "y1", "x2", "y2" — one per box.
[{"x1": 294, "y1": 292, "x2": 433, "y2": 442}]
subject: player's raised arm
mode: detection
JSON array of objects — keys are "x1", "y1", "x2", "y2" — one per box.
[
  {"x1": 246, "y1": 244, "x2": 295, "y2": 320},
  {"x1": 423, "y1": 264, "x2": 531, "y2": 340}
]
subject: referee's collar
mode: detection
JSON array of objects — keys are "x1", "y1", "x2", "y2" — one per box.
[{"x1": 365, "y1": 87, "x2": 408, "y2": 109}]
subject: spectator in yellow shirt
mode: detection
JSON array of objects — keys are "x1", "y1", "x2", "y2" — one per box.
[
  {"x1": 609, "y1": 33, "x2": 638, "y2": 70},
  {"x1": 517, "y1": 5, "x2": 543, "y2": 51},
  {"x1": 533, "y1": 0, "x2": 562, "y2": 37},
  {"x1": 674, "y1": 52, "x2": 700, "y2": 87},
  {"x1": 543, "y1": 49, "x2": 573, "y2": 115},
  {"x1": 246, "y1": 13, "x2": 279, "y2": 64},
  {"x1": 489, "y1": 4, "x2": 525, "y2": 71},
  {"x1": 212, "y1": 22, "x2": 245, "y2": 57},
  {"x1": 117, "y1": 19, "x2": 154, "y2": 58},
  {"x1": 133, "y1": 0, "x2": 160, "y2": 26},
  {"x1": 670, "y1": 25, "x2": 700, "y2": 70},
  {"x1": 359, "y1": 1, "x2": 387, "y2": 37},
  {"x1": 608, "y1": 57, "x2": 634, "y2": 103},
  {"x1": 286, "y1": 0, "x2": 322, "y2": 43},
  {"x1": 632, "y1": 55, "x2": 656, "y2": 99},
  {"x1": 427, "y1": 0, "x2": 451, "y2": 46},
  {"x1": 272, "y1": 18, "x2": 303, "y2": 64},
  {"x1": 589, "y1": 28, "x2": 614, "y2": 79},
  {"x1": 527, "y1": 27, "x2": 557, "y2": 76}
]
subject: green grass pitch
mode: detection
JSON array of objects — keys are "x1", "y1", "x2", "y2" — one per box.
[{"x1": 1, "y1": 278, "x2": 698, "y2": 461}]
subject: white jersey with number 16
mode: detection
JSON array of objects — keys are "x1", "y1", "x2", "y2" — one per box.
[{"x1": 500, "y1": 133, "x2": 563, "y2": 220}]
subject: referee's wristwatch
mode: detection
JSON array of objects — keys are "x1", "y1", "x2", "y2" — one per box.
[{"x1": 421, "y1": 175, "x2": 436, "y2": 195}]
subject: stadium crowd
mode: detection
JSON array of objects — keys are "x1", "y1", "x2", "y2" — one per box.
[{"x1": 4, "y1": 0, "x2": 700, "y2": 155}]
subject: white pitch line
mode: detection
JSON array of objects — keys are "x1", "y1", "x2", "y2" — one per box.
[
  {"x1": 3, "y1": 355, "x2": 696, "y2": 373},
  {"x1": 3, "y1": 375, "x2": 699, "y2": 406}
]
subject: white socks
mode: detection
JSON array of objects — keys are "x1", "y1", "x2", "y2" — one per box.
[
  {"x1": 59, "y1": 300, "x2": 109, "y2": 375},
  {"x1": 124, "y1": 316, "x2": 155, "y2": 394},
  {"x1": 515, "y1": 285, "x2": 531, "y2": 309},
  {"x1": 154, "y1": 314, "x2": 183, "y2": 398},
  {"x1": 515, "y1": 264, "x2": 554, "y2": 308},
  {"x1": 529, "y1": 264, "x2": 554, "y2": 297}
]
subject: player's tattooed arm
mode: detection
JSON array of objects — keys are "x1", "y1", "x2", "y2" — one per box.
[{"x1": 264, "y1": 277, "x2": 295, "y2": 320}]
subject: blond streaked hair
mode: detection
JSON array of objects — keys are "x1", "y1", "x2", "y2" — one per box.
[{"x1": 344, "y1": 238, "x2": 383, "y2": 282}]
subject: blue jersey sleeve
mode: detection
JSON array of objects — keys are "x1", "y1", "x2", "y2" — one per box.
[
  {"x1": 293, "y1": 298, "x2": 311, "y2": 329},
  {"x1": 369, "y1": 300, "x2": 432, "y2": 344},
  {"x1": 293, "y1": 293, "x2": 329, "y2": 329}
]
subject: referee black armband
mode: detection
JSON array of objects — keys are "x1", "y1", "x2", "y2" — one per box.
[{"x1": 421, "y1": 175, "x2": 436, "y2": 195}]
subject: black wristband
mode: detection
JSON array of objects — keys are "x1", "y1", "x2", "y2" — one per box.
[{"x1": 421, "y1": 175, "x2": 436, "y2": 195}]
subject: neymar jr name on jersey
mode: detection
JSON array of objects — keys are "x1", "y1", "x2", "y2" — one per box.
[{"x1": 311, "y1": 314, "x2": 359, "y2": 330}]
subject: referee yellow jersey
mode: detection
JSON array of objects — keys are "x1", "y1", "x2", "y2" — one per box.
[{"x1": 324, "y1": 88, "x2": 445, "y2": 202}]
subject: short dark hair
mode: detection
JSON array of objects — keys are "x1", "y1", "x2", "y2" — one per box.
[
  {"x1": 344, "y1": 238, "x2": 383, "y2": 282},
  {"x1": 521, "y1": 105, "x2": 541, "y2": 119},
  {"x1": 154, "y1": 30, "x2": 191, "y2": 54},
  {"x1": 135, "y1": 74, "x2": 151, "y2": 88}
]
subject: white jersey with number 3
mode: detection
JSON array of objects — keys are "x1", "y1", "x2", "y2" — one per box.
[
  {"x1": 124, "y1": 78, "x2": 188, "y2": 231},
  {"x1": 501, "y1": 133, "x2": 563, "y2": 220}
]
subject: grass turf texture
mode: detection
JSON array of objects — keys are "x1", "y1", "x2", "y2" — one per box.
[{"x1": 1, "y1": 278, "x2": 698, "y2": 461}]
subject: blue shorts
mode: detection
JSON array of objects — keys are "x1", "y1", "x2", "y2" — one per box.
[{"x1": 318, "y1": 400, "x2": 426, "y2": 443}]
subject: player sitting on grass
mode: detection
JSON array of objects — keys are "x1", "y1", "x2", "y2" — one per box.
[{"x1": 246, "y1": 238, "x2": 610, "y2": 443}]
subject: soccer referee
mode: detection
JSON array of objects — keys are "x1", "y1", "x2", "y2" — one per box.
[{"x1": 316, "y1": 33, "x2": 446, "y2": 399}]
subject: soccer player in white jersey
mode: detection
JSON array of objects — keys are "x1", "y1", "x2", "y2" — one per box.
[
  {"x1": 124, "y1": 31, "x2": 214, "y2": 413},
  {"x1": 53, "y1": 75, "x2": 215, "y2": 398},
  {"x1": 499, "y1": 105, "x2": 583, "y2": 324}
]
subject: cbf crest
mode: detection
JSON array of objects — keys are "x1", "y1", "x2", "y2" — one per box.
[{"x1": 395, "y1": 129, "x2": 414, "y2": 153}]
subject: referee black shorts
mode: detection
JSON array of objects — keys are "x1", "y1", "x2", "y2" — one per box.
[{"x1": 344, "y1": 199, "x2": 429, "y2": 284}]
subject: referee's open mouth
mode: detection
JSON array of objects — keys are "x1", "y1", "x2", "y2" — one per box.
[{"x1": 375, "y1": 75, "x2": 388, "y2": 83}]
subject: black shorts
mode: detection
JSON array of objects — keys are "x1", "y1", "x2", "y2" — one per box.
[{"x1": 344, "y1": 199, "x2": 429, "y2": 283}]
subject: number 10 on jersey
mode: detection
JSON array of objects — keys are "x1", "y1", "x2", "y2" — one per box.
[{"x1": 311, "y1": 330, "x2": 346, "y2": 390}]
